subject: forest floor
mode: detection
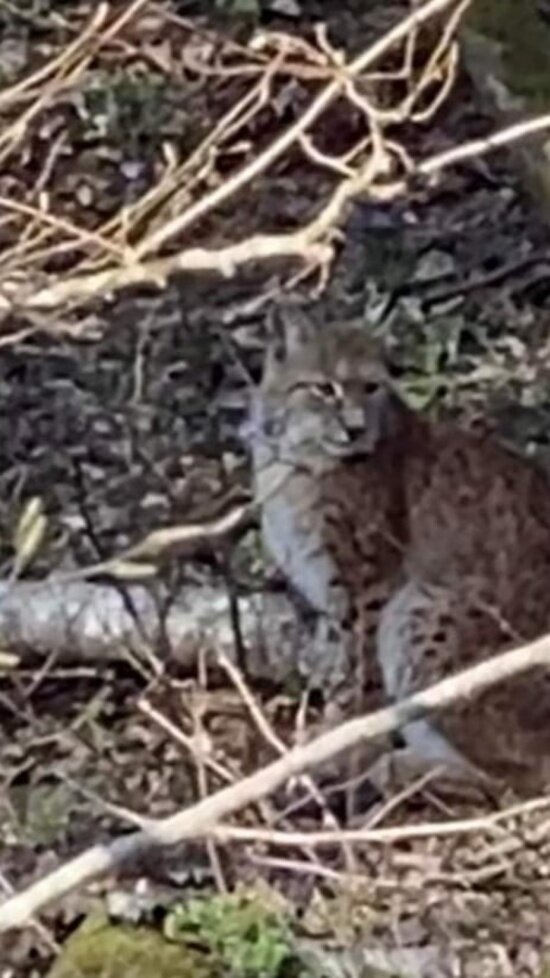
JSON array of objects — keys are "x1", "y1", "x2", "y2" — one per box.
[{"x1": 2, "y1": 1, "x2": 550, "y2": 976}]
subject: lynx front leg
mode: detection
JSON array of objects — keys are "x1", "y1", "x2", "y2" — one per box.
[
  {"x1": 297, "y1": 614, "x2": 354, "y2": 693},
  {"x1": 260, "y1": 482, "x2": 358, "y2": 690}
]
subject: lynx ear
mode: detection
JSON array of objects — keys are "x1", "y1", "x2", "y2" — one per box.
[
  {"x1": 270, "y1": 302, "x2": 317, "y2": 348},
  {"x1": 279, "y1": 303, "x2": 317, "y2": 355},
  {"x1": 263, "y1": 302, "x2": 317, "y2": 380},
  {"x1": 341, "y1": 317, "x2": 388, "y2": 368}
]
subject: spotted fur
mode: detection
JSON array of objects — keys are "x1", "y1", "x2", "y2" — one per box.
[{"x1": 246, "y1": 306, "x2": 550, "y2": 794}]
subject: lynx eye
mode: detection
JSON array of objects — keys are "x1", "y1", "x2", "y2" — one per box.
[
  {"x1": 287, "y1": 379, "x2": 340, "y2": 400},
  {"x1": 363, "y1": 380, "x2": 381, "y2": 395},
  {"x1": 311, "y1": 381, "x2": 340, "y2": 400}
]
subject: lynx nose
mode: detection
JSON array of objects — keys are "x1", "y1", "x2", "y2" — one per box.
[{"x1": 340, "y1": 404, "x2": 365, "y2": 437}]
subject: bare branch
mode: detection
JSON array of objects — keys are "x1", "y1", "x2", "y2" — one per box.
[
  {"x1": 1, "y1": 109, "x2": 549, "y2": 320},
  {"x1": 0, "y1": 0, "x2": 480, "y2": 330},
  {"x1": 2, "y1": 629, "x2": 550, "y2": 932}
]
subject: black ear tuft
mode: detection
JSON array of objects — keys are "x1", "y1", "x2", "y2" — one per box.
[{"x1": 265, "y1": 305, "x2": 288, "y2": 364}]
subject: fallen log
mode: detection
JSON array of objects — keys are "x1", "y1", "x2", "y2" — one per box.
[{"x1": 0, "y1": 579, "x2": 308, "y2": 681}]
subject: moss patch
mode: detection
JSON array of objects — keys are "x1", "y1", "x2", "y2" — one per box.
[{"x1": 47, "y1": 914, "x2": 218, "y2": 978}]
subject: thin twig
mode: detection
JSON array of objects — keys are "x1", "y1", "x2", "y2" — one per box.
[
  {"x1": 137, "y1": 696, "x2": 236, "y2": 786},
  {"x1": 211, "y1": 795, "x2": 550, "y2": 847},
  {"x1": 2, "y1": 109, "x2": 549, "y2": 321},
  {"x1": 194, "y1": 650, "x2": 229, "y2": 893},
  {"x1": 3, "y1": 629, "x2": 550, "y2": 931},
  {"x1": 47, "y1": 502, "x2": 253, "y2": 584},
  {"x1": 134, "y1": 0, "x2": 461, "y2": 258},
  {"x1": 216, "y1": 650, "x2": 358, "y2": 872}
]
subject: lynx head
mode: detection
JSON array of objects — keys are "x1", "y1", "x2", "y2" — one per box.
[{"x1": 245, "y1": 304, "x2": 403, "y2": 475}]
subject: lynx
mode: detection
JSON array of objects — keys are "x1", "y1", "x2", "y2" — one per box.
[{"x1": 245, "y1": 305, "x2": 550, "y2": 795}]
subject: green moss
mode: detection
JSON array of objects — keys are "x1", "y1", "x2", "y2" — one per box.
[
  {"x1": 47, "y1": 890, "x2": 307, "y2": 978},
  {"x1": 467, "y1": 0, "x2": 550, "y2": 108},
  {"x1": 47, "y1": 914, "x2": 218, "y2": 978}
]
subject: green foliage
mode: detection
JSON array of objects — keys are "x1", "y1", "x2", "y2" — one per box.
[
  {"x1": 467, "y1": 0, "x2": 550, "y2": 108},
  {"x1": 165, "y1": 891, "x2": 297, "y2": 978},
  {"x1": 213, "y1": 0, "x2": 261, "y2": 17},
  {"x1": 77, "y1": 69, "x2": 171, "y2": 156}
]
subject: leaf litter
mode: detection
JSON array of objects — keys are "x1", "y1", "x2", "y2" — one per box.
[{"x1": 2, "y1": 2, "x2": 550, "y2": 976}]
